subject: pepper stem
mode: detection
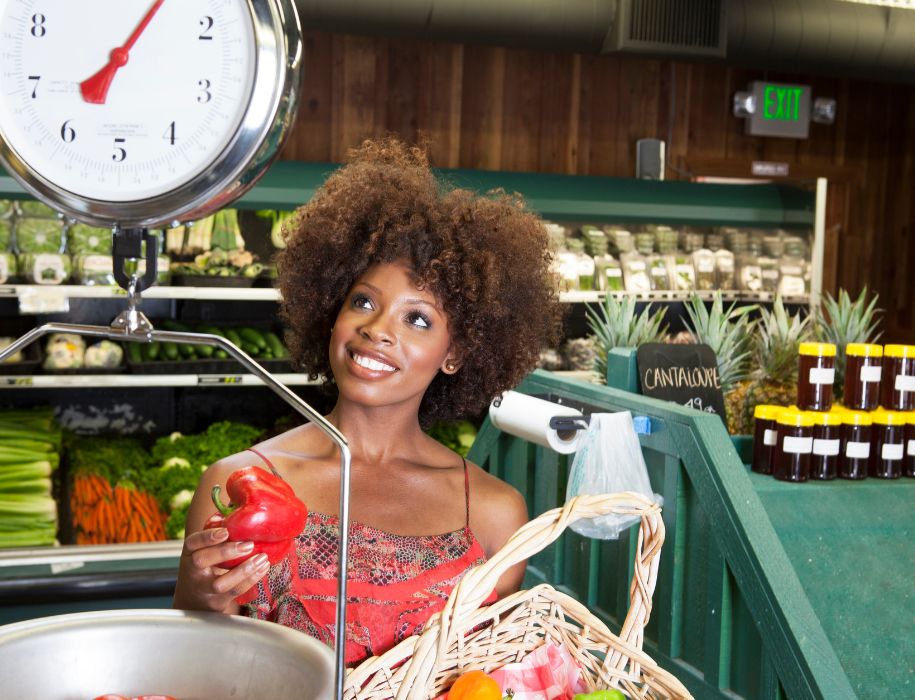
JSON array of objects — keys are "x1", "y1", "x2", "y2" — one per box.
[{"x1": 211, "y1": 485, "x2": 234, "y2": 516}]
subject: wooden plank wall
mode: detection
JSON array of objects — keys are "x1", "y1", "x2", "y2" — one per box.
[{"x1": 280, "y1": 32, "x2": 915, "y2": 343}]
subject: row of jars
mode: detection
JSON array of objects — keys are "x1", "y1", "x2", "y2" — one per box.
[
  {"x1": 752, "y1": 405, "x2": 915, "y2": 482},
  {"x1": 798, "y1": 342, "x2": 915, "y2": 412}
]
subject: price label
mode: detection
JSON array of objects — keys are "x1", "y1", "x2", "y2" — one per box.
[
  {"x1": 50, "y1": 560, "x2": 85, "y2": 575},
  {"x1": 18, "y1": 286, "x2": 70, "y2": 314},
  {"x1": 198, "y1": 375, "x2": 243, "y2": 385},
  {"x1": 3, "y1": 376, "x2": 33, "y2": 386}
]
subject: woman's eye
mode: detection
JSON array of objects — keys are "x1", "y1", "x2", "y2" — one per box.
[
  {"x1": 351, "y1": 293, "x2": 373, "y2": 310},
  {"x1": 406, "y1": 311, "x2": 431, "y2": 329}
]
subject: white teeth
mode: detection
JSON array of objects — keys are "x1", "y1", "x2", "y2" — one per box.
[{"x1": 352, "y1": 352, "x2": 396, "y2": 372}]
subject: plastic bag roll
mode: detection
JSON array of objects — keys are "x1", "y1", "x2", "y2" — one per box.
[{"x1": 489, "y1": 391, "x2": 586, "y2": 454}]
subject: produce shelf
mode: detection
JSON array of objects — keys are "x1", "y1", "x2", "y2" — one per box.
[
  {"x1": 0, "y1": 373, "x2": 321, "y2": 389},
  {"x1": 0, "y1": 284, "x2": 809, "y2": 306}
]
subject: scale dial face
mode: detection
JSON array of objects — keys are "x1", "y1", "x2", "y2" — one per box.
[{"x1": 0, "y1": 0, "x2": 301, "y2": 226}]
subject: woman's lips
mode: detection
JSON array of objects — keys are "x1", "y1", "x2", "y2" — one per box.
[{"x1": 348, "y1": 349, "x2": 398, "y2": 374}]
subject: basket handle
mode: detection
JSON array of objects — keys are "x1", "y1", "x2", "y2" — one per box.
[{"x1": 397, "y1": 492, "x2": 665, "y2": 698}]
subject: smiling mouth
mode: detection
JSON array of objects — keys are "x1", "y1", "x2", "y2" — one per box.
[{"x1": 349, "y1": 350, "x2": 398, "y2": 373}]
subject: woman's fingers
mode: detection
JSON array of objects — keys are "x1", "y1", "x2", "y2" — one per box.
[
  {"x1": 211, "y1": 553, "x2": 271, "y2": 597},
  {"x1": 184, "y1": 526, "x2": 228, "y2": 552}
]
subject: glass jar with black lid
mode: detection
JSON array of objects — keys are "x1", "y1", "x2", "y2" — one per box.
[
  {"x1": 772, "y1": 408, "x2": 814, "y2": 482},
  {"x1": 843, "y1": 343, "x2": 883, "y2": 411},
  {"x1": 839, "y1": 410, "x2": 872, "y2": 480},
  {"x1": 869, "y1": 408, "x2": 907, "y2": 479}
]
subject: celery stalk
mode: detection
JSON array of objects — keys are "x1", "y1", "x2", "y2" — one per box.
[{"x1": 0, "y1": 478, "x2": 53, "y2": 495}]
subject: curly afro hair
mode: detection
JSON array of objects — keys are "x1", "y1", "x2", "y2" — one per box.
[{"x1": 276, "y1": 138, "x2": 564, "y2": 426}]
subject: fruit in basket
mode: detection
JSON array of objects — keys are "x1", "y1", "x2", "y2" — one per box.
[
  {"x1": 573, "y1": 690, "x2": 626, "y2": 700},
  {"x1": 447, "y1": 670, "x2": 502, "y2": 700},
  {"x1": 204, "y1": 466, "x2": 308, "y2": 569}
]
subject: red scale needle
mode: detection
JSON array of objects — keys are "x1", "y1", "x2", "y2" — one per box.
[{"x1": 80, "y1": 0, "x2": 166, "y2": 105}]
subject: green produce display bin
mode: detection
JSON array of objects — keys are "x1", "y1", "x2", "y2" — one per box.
[{"x1": 469, "y1": 369, "x2": 911, "y2": 700}]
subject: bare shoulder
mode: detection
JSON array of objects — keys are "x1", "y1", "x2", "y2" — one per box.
[{"x1": 466, "y1": 460, "x2": 528, "y2": 558}]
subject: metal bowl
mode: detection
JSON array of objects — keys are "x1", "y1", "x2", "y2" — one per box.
[{"x1": 0, "y1": 608, "x2": 334, "y2": 699}]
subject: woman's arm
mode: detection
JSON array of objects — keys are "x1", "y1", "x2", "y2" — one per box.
[{"x1": 470, "y1": 466, "x2": 530, "y2": 598}]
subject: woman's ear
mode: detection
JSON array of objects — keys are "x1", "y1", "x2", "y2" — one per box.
[{"x1": 441, "y1": 354, "x2": 462, "y2": 374}]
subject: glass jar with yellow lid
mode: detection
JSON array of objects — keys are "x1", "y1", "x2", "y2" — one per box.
[
  {"x1": 806, "y1": 410, "x2": 842, "y2": 480},
  {"x1": 881, "y1": 345, "x2": 915, "y2": 411},
  {"x1": 905, "y1": 412, "x2": 915, "y2": 478},
  {"x1": 751, "y1": 404, "x2": 782, "y2": 474},
  {"x1": 869, "y1": 409, "x2": 907, "y2": 479},
  {"x1": 843, "y1": 343, "x2": 883, "y2": 411},
  {"x1": 797, "y1": 342, "x2": 836, "y2": 411},
  {"x1": 773, "y1": 408, "x2": 814, "y2": 482},
  {"x1": 839, "y1": 410, "x2": 872, "y2": 479}
]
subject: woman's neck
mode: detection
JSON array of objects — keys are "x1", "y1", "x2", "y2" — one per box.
[{"x1": 325, "y1": 398, "x2": 427, "y2": 464}]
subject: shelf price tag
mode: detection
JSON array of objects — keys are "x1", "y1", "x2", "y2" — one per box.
[
  {"x1": 3, "y1": 376, "x2": 33, "y2": 386},
  {"x1": 18, "y1": 286, "x2": 70, "y2": 314},
  {"x1": 198, "y1": 375, "x2": 244, "y2": 385}
]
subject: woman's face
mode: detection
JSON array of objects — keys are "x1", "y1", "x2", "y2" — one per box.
[{"x1": 329, "y1": 260, "x2": 457, "y2": 411}]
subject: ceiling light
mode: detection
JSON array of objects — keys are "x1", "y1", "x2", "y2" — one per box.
[{"x1": 837, "y1": 0, "x2": 915, "y2": 9}]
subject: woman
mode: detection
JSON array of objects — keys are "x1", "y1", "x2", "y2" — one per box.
[{"x1": 173, "y1": 139, "x2": 564, "y2": 664}]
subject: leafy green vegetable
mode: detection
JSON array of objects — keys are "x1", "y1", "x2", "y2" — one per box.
[
  {"x1": 427, "y1": 420, "x2": 477, "y2": 457},
  {"x1": 150, "y1": 420, "x2": 263, "y2": 468},
  {"x1": 65, "y1": 433, "x2": 150, "y2": 485},
  {"x1": 14, "y1": 218, "x2": 64, "y2": 253},
  {"x1": 67, "y1": 223, "x2": 112, "y2": 255}
]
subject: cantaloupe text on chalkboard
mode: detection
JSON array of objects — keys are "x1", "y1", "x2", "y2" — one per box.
[{"x1": 636, "y1": 343, "x2": 726, "y2": 420}]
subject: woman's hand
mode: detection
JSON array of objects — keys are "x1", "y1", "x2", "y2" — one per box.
[{"x1": 172, "y1": 526, "x2": 270, "y2": 614}]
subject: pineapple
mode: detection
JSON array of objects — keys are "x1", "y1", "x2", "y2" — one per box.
[
  {"x1": 680, "y1": 293, "x2": 756, "y2": 433},
  {"x1": 735, "y1": 297, "x2": 813, "y2": 434},
  {"x1": 586, "y1": 295, "x2": 668, "y2": 383},
  {"x1": 814, "y1": 287, "x2": 882, "y2": 402}
]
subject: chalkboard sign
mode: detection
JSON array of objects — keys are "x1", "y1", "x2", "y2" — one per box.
[{"x1": 636, "y1": 343, "x2": 726, "y2": 419}]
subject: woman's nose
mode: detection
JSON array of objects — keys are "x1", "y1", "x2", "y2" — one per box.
[{"x1": 359, "y1": 315, "x2": 394, "y2": 344}]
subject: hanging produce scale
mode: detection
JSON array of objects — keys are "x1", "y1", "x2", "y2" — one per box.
[{"x1": 0, "y1": 1, "x2": 353, "y2": 696}]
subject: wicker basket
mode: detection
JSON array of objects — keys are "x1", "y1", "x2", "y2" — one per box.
[{"x1": 344, "y1": 493, "x2": 693, "y2": 700}]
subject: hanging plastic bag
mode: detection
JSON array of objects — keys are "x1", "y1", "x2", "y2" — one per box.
[{"x1": 565, "y1": 411, "x2": 661, "y2": 539}]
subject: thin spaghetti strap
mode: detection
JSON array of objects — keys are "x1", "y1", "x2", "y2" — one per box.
[
  {"x1": 247, "y1": 447, "x2": 282, "y2": 478},
  {"x1": 462, "y1": 457, "x2": 470, "y2": 529}
]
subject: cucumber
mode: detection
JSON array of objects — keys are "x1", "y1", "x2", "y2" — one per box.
[
  {"x1": 162, "y1": 341, "x2": 179, "y2": 361},
  {"x1": 264, "y1": 331, "x2": 287, "y2": 358},
  {"x1": 224, "y1": 328, "x2": 242, "y2": 348},
  {"x1": 238, "y1": 327, "x2": 268, "y2": 351},
  {"x1": 142, "y1": 342, "x2": 160, "y2": 362},
  {"x1": 194, "y1": 344, "x2": 214, "y2": 358},
  {"x1": 126, "y1": 342, "x2": 143, "y2": 364},
  {"x1": 178, "y1": 342, "x2": 196, "y2": 359},
  {"x1": 197, "y1": 325, "x2": 225, "y2": 338},
  {"x1": 214, "y1": 349, "x2": 228, "y2": 359},
  {"x1": 240, "y1": 340, "x2": 261, "y2": 356}
]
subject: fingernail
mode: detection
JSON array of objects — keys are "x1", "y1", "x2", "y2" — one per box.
[
  {"x1": 237, "y1": 541, "x2": 255, "y2": 553},
  {"x1": 252, "y1": 553, "x2": 269, "y2": 569},
  {"x1": 211, "y1": 528, "x2": 229, "y2": 540}
]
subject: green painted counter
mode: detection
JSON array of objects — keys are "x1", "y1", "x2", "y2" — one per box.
[{"x1": 749, "y1": 474, "x2": 915, "y2": 699}]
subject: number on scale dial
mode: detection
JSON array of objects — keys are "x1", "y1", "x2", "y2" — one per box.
[{"x1": 0, "y1": 0, "x2": 256, "y2": 202}]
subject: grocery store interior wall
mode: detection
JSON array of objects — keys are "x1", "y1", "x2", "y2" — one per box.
[{"x1": 279, "y1": 31, "x2": 915, "y2": 344}]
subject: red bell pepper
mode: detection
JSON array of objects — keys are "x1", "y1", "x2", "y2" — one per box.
[{"x1": 204, "y1": 466, "x2": 308, "y2": 569}]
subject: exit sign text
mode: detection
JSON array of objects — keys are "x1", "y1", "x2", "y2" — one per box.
[{"x1": 747, "y1": 82, "x2": 811, "y2": 139}]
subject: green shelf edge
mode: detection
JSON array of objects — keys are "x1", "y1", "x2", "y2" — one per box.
[{"x1": 3, "y1": 161, "x2": 815, "y2": 228}]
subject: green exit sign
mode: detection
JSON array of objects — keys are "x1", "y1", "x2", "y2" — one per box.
[{"x1": 748, "y1": 82, "x2": 811, "y2": 138}]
